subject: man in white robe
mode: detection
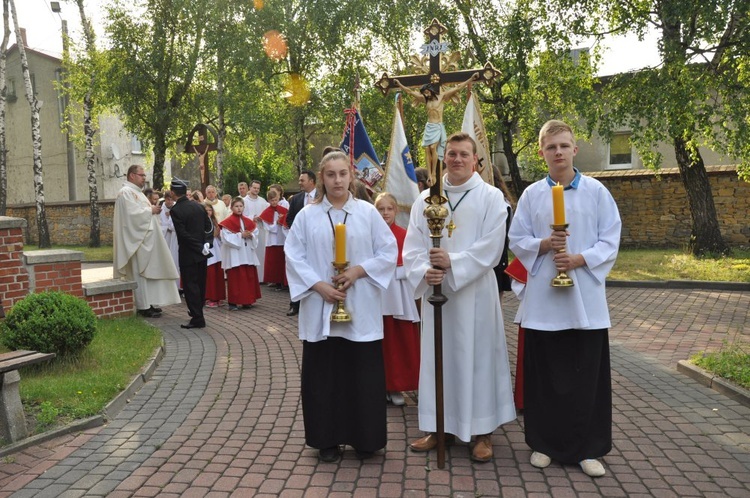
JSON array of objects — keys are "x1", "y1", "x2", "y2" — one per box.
[
  {"x1": 508, "y1": 119, "x2": 621, "y2": 478},
  {"x1": 242, "y1": 180, "x2": 270, "y2": 282},
  {"x1": 114, "y1": 165, "x2": 181, "y2": 317},
  {"x1": 403, "y1": 133, "x2": 516, "y2": 462}
]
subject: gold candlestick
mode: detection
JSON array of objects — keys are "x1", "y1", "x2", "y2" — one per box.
[
  {"x1": 331, "y1": 261, "x2": 352, "y2": 322},
  {"x1": 550, "y1": 223, "x2": 574, "y2": 287}
]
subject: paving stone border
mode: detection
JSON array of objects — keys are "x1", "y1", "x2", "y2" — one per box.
[{"x1": 677, "y1": 360, "x2": 750, "y2": 409}]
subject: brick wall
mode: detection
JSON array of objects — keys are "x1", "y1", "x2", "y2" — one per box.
[
  {"x1": 6, "y1": 200, "x2": 115, "y2": 246},
  {"x1": 0, "y1": 219, "x2": 30, "y2": 310},
  {"x1": 0, "y1": 217, "x2": 135, "y2": 318},
  {"x1": 588, "y1": 165, "x2": 749, "y2": 248}
]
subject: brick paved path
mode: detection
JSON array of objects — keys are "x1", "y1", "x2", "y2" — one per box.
[{"x1": 2, "y1": 286, "x2": 748, "y2": 497}]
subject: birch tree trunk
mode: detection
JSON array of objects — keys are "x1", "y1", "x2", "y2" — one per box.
[
  {"x1": 0, "y1": 0, "x2": 10, "y2": 216},
  {"x1": 9, "y1": 0, "x2": 50, "y2": 247},
  {"x1": 75, "y1": 0, "x2": 100, "y2": 247}
]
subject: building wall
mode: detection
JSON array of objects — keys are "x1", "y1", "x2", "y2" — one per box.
[
  {"x1": 576, "y1": 130, "x2": 736, "y2": 173},
  {"x1": 6, "y1": 48, "x2": 70, "y2": 204}
]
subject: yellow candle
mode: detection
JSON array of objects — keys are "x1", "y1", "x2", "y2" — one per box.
[
  {"x1": 552, "y1": 183, "x2": 566, "y2": 225},
  {"x1": 334, "y1": 223, "x2": 347, "y2": 264}
]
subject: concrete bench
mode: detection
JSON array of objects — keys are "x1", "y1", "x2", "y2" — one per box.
[{"x1": 0, "y1": 350, "x2": 56, "y2": 443}]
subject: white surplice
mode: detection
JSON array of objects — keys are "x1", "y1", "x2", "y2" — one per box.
[
  {"x1": 243, "y1": 195, "x2": 270, "y2": 280},
  {"x1": 220, "y1": 222, "x2": 259, "y2": 271},
  {"x1": 113, "y1": 181, "x2": 180, "y2": 309},
  {"x1": 160, "y1": 207, "x2": 180, "y2": 276},
  {"x1": 403, "y1": 172, "x2": 516, "y2": 442},
  {"x1": 285, "y1": 194, "x2": 397, "y2": 343},
  {"x1": 508, "y1": 175, "x2": 621, "y2": 330}
]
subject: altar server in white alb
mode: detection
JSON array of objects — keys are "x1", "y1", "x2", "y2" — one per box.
[
  {"x1": 242, "y1": 180, "x2": 270, "y2": 282},
  {"x1": 403, "y1": 132, "x2": 516, "y2": 463},
  {"x1": 113, "y1": 165, "x2": 180, "y2": 317},
  {"x1": 508, "y1": 119, "x2": 621, "y2": 478},
  {"x1": 285, "y1": 151, "x2": 397, "y2": 463}
]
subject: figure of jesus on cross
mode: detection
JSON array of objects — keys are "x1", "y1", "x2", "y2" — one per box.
[
  {"x1": 393, "y1": 74, "x2": 479, "y2": 186},
  {"x1": 376, "y1": 18, "x2": 500, "y2": 187}
]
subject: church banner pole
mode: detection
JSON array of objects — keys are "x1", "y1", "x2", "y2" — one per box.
[{"x1": 424, "y1": 159, "x2": 449, "y2": 468}]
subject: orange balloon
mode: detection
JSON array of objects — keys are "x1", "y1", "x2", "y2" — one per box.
[
  {"x1": 254, "y1": 0, "x2": 264, "y2": 10},
  {"x1": 263, "y1": 30, "x2": 288, "y2": 61}
]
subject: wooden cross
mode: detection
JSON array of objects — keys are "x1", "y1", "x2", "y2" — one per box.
[
  {"x1": 375, "y1": 18, "x2": 500, "y2": 96},
  {"x1": 184, "y1": 123, "x2": 218, "y2": 193}
]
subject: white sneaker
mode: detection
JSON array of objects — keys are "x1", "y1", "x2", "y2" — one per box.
[
  {"x1": 530, "y1": 451, "x2": 551, "y2": 468},
  {"x1": 580, "y1": 459, "x2": 605, "y2": 477},
  {"x1": 389, "y1": 392, "x2": 405, "y2": 406}
]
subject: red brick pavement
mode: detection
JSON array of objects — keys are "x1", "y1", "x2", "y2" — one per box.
[{"x1": 1, "y1": 285, "x2": 748, "y2": 497}]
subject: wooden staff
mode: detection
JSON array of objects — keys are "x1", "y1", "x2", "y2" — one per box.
[{"x1": 423, "y1": 159, "x2": 449, "y2": 468}]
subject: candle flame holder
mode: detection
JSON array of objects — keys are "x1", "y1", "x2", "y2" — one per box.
[
  {"x1": 550, "y1": 223, "x2": 574, "y2": 287},
  {"x1": 331, "y1": 261, "x2": 352, "y2": 322}
]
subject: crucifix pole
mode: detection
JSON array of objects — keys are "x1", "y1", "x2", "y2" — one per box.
[
  {"x1": 375, "y1": 17, "x2": 500, "y2": 470},
  {"x1": 424, "y1": 162, "x2": 449, "y2": 468}
]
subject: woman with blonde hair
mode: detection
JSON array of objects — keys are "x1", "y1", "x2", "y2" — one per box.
[{"x1": 285, "y1": 151, "x2": 397, "y2": 462}]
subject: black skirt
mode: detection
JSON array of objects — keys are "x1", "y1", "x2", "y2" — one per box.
[
  {"x1": 301, "y1": 337, "x2": 387, "y2": 452},
  {"x1": 523, "y1": 328, "x2": 612, "y2": 463}
]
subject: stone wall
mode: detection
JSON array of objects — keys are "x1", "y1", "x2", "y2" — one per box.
[
  {"x1": 6, "y1": 200, "x2": 115, "y2": 246},
  {"x1": 588, "y1": 165, "x2": 749, "y2": 248},
  {"x1": 5, "y1": 166, "x2": 749, "y2": 248}
]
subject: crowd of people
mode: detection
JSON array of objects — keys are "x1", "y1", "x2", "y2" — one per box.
[{"x1": 112, "y1": 119, "x2": 621, "y2": 477}]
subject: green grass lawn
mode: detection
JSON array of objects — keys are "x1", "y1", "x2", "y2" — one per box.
[
  {"x1": 30, "y1": 245, "x2": 750, "y2": 282},
  {"x1": 611, "y1": 248, "x2": 750, "y2": 282},
  {"x1": 2, "y1": 317, "x2": 162, "y2": 437},
  {"x1": 691, "y1": 339, "x2": 750, "y2": 390},
  {"x1": 25, "y1": 244, "x2": 113, "y2": 262}
]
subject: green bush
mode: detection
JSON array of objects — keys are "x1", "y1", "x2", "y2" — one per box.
[{"x1": 1, "y1": 291, "x2": 96, "y2": 356}]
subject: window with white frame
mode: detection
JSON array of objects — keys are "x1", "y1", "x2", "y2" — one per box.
[
  {"x1": 131, "y1": 134, "x2": 144, "y2": 154},
  {"x1": 607, "y1": 132, "x2": 633, "y2": 169}
]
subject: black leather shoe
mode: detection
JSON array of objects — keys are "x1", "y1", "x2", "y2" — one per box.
[
  {"x1": 137, "y1": 308, "x2": 161, "y2": 318},
  {"x1": 355, "y1": 449, "x2": 375, "y2": 460},
  {"x1": 286, "y1": 307, "x2": 298, "y2": 316},
  {"x1": 150, "y1": 306, "x2": 163, "y2": 313},
  {"x1": 318, "y1": 447, "x2": 340, "y2": 462},
  {"x1": 180, "y1": 322, "x2": 206, "y2": 329}
]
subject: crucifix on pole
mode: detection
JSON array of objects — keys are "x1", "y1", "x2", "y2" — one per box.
[
  {"x1": 184, "y1": 123, "x2": 218, "y2": 193},
  {"x1": 375, "y1": 18, "x2": 500, "y2": 186},
  {"x1": 375, "y1": 18, "x2": 500, "y2": 470}
]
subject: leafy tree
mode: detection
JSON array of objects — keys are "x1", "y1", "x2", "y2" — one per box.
[
  {"x1": 446, "y1": 0, "x2": 599, "y2": 200},
  {"x1": 554, "y1": 0, "x2": 750, "y2": 255},
  {"x1": 67, "y1": 0, "x2": 102, "y2": 247},
  {"x1": 104, "y1": 0, "x2": 205, "y2": 190}
]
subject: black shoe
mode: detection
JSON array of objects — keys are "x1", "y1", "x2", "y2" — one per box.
[
  {"x1": 355, "y1": 449, "x2": 375, "y2": 460},
  {"x1": 286, "y1": 307, "x2": 298, "y2": 316},
  {"x1": 180, "y1": 322, "x2": 205, "y2": 329},
  {"x1": 137, "y1": 308, "x2": 161, "y2": 318},
  {"x1": 319, "y1": 447, "x2": 340, "y2": 463},
  {"x1": 241, "y1": 304, "x2": 254, "y2": 309},
  {"x1": 150, "y1": 306, "x2": 163, "y2": 313}
]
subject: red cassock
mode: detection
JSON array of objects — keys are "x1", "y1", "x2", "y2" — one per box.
[
  {"x1": 505, "y1": 257, "x2": 528, "y2": 410},
  {"x1": 259, "y1": 206, "x2": 289, "y2": 285},
  {"x1": 382, "y1": 223, "x2": 420, "y2": 392},
  {"x1": 219, "y1": 214, "x2": 262, "y2": 305},
  {"x1": 205, "y1": 261, "x2": 226, "y2": 302}
]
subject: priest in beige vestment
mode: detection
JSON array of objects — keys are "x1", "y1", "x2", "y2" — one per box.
[{"x1": 114, "y1": 165, "x2": 181, "y2": 317}]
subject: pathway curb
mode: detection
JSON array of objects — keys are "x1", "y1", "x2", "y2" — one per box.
[
  {"x1": 608, "y1": 279, "x2": 750, "y2": 291},
  {"x1": 677, "y1": 359, "x2": 750, "y2": 408}
]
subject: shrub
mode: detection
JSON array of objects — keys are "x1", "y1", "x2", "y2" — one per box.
[{"x1": 1, "y1": 291, "x2": 97, "y2": 356}]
